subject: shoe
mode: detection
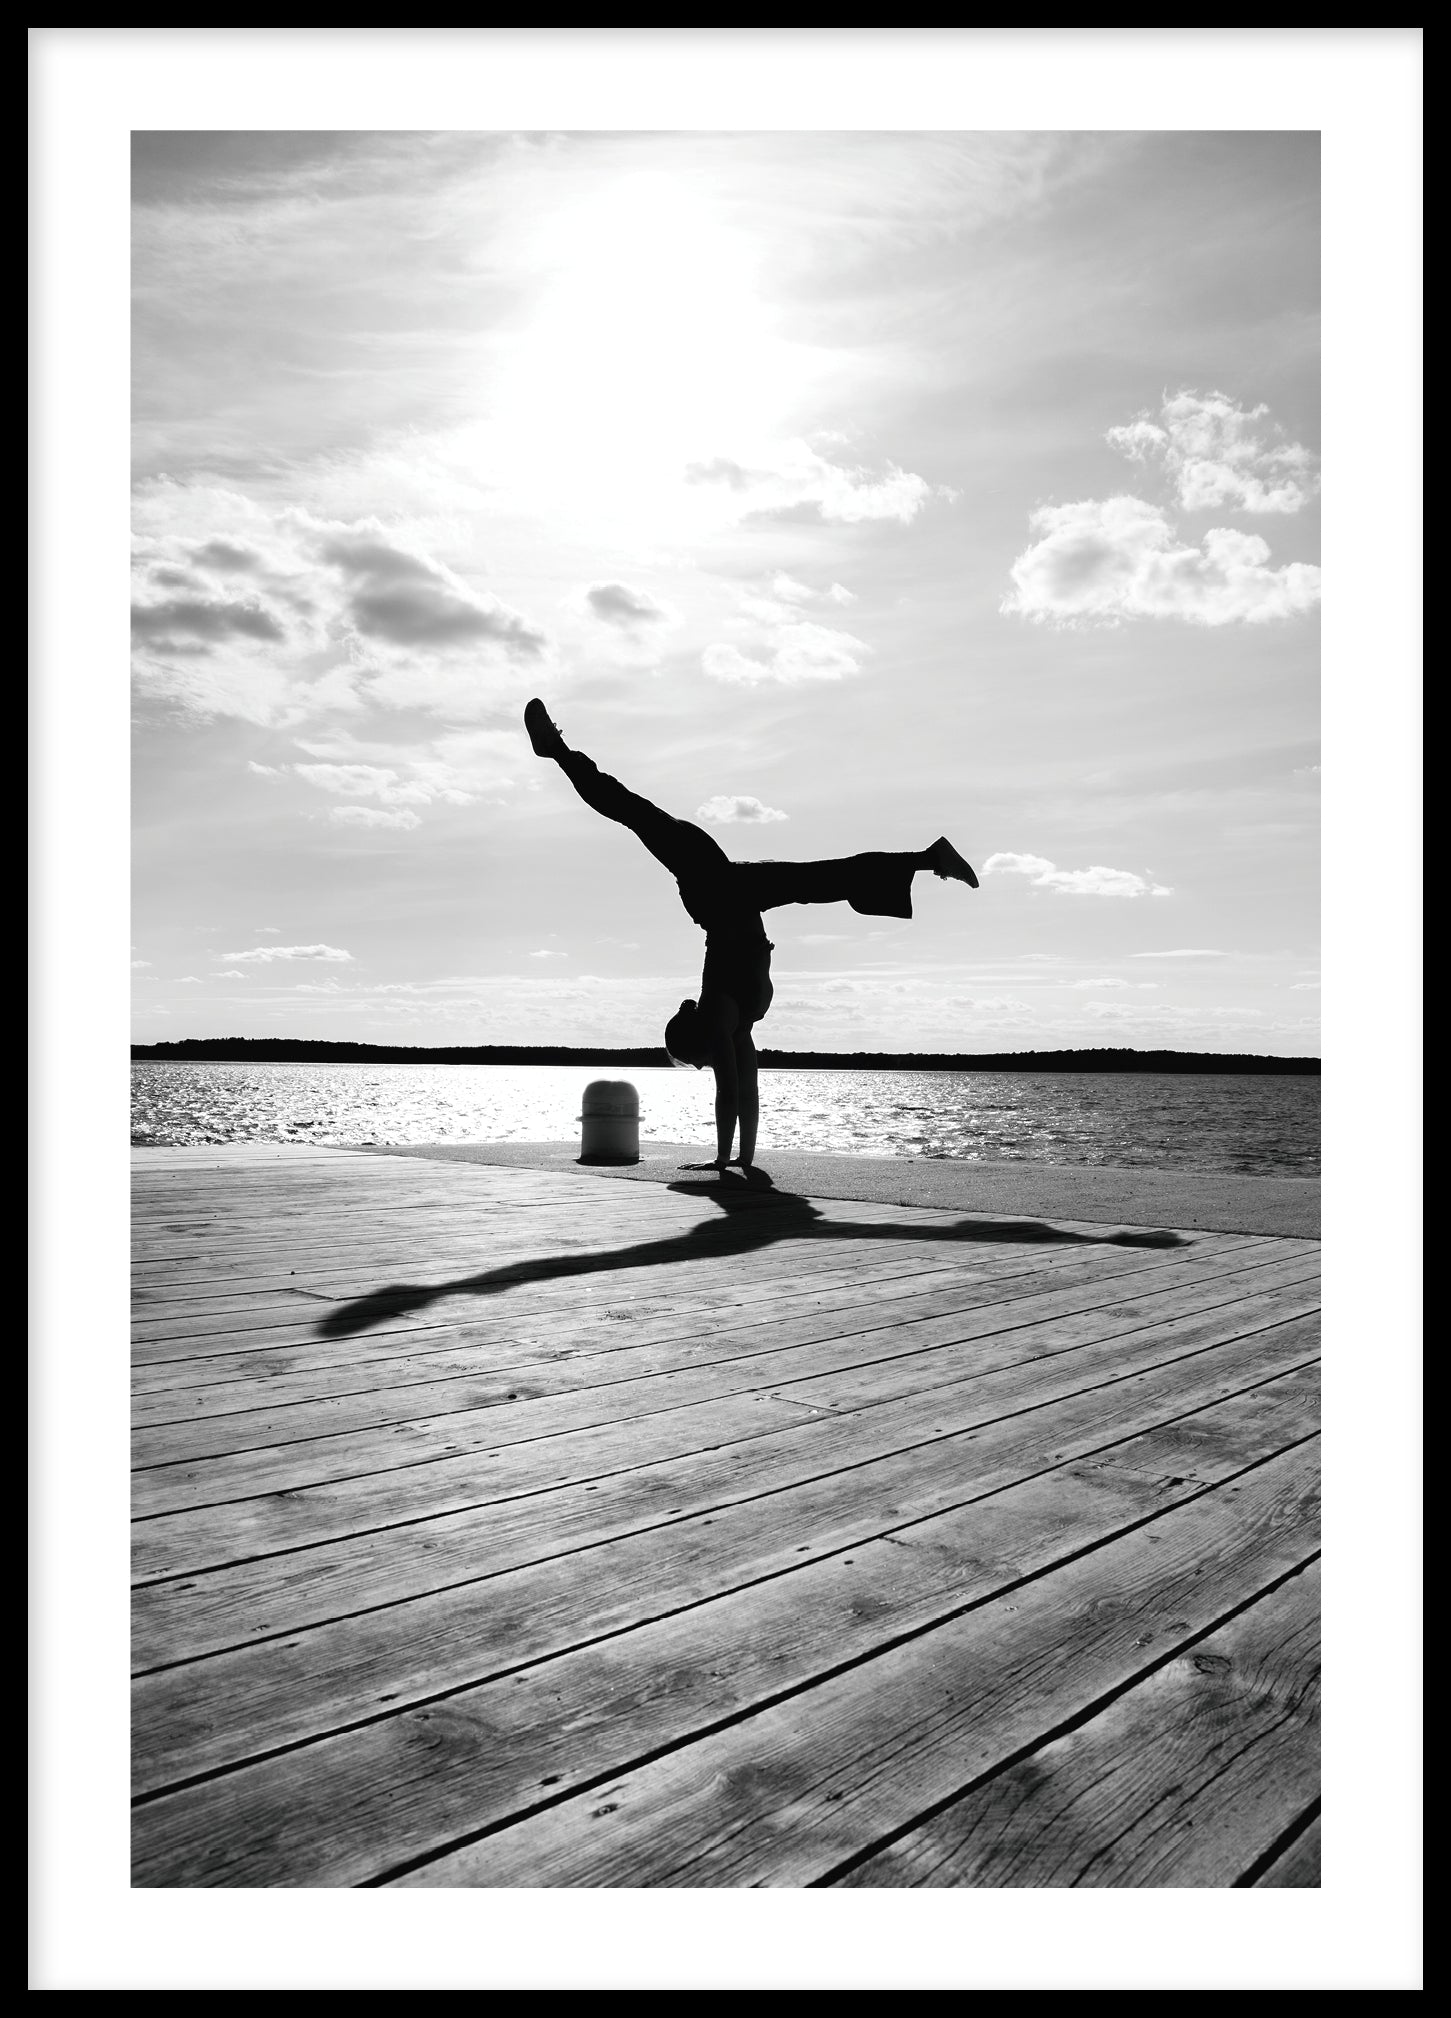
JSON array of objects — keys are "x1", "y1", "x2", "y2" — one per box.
[
  {"x1": 524, "y1": 698, "x2": 566, "y2": 759},
  {"x1": 929, "y1": 837, "x2": 978, "y2": 888}
]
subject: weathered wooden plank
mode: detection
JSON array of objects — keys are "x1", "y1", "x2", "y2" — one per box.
[
  {"x1": 383, "y1": 1440, "x2": 1319, "y2": 1890},
  {"x1": 132, "y1": 1232, "x2": 1254, "y2": 1378},
  {"x1": 129, "y1": 1187, "x2": 706, "y2": 1252},
  {"x1": 836, "y1": 1561, "x2": 1319, "y2": 1887},
  {"x1": 1251, "y1": 1813, "x2": 1320, "y2": 1887},
  {"x1": 131, "y1": 1252, "x2": 1318, "y2": 1475},
  {"x1": 133, "y1": 1347, "x2": 1318, "y2": 1685},
  {"x1": 132, "y1": 1384, "x2": 814, "y2": 1580},
  {"x1": 129, "y1": 1189, "x2": 1219, "y2": 1285},
  {"x1": 130, "y1": 1236, "x2": 1280, "y2": 1378},
  {"x1": 130, "y1": 1239, "x2": 1030, "y2": 1350},
  {"x1": 130, "y1": 1252, "x2": 1318, "y2": 1472},
  {"x1": 132, "y1": 1437, "x2": 1318, "y2": 1886},
  {"x1": 129, "y1": 1264, "x2": 1067, "y2": 1415},
  {"x1": 130, "y1": 1231, "x2": 1270, "y2": 1333},
  {"x1": 127, "y1": 1198, "x2": 1240, "y2": 1311},
  {"x1": 132, "y1": 1297, "x2": 1318, "y2": 1585},
  {"x1": 128, "y1": 1206, "x2": 704, "y2": 1275}
]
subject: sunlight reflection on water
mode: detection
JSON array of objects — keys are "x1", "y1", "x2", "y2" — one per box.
[{"x1": 131, "y1": 1061, "x2": 1318, "y2": 1177}]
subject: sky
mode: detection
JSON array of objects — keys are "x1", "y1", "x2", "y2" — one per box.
[{"x1": 131, "y1": 129, "x2": 1321, "y2": 1054}]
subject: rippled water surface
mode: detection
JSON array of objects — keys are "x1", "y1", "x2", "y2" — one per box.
[{"x1": 132, "y1": 1061, "x2": 1319, "y2": 1177}]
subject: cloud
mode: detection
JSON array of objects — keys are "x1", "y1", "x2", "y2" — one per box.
[
  {"x1": 1002, "y1": 496, "x2": 1321, "y2": 627},
  {"x1": 983, "y1": 851, "x2": 1172, "y2": 898},
  {"x1": 528, "y1": 948, "x2": 568, "y2": 959},
  {"x1": 582, "y1": 581, "x2": 669, "y2": 629},
  {"x1": 223, "y1": 943, "x2": 355, "y2": 963},
  {"x1": 1065, "y1": 978, "x2": 1160, "y2": 990},
  {"x1": 130, "y1": 596, "x2": 286, "y2": 646},
  {"x1": 696, "y1": 794, "x2": 789, "y2": 824},
  {"x1": 769, "y1": 573, "x2": 855, "y2": 607},
  {"x1": 292, "y1": 762, "x2": 433, "y2": 807},
  {"x1": 1107, "y1": 390, "x2": 1318, "y2": 515},
  {"x1": 942, "y1": 995, "x2": 1034, "y2": 1014},
  {"x1": 189, "y1": 538, "x2": 264, "y2": 572},
  {"x1": 210, "y1": 969, "x2": 248, "y2": 978},
  {"x1": 314, "y1": 521, "x2": 546, "y2": 654},
  {"x1": 1129, "y1": 948, "x2": 1227, "y2": 958},
  {"x1": 131, "y1": 958, "x2": 151, "y2": 969},
  {"x1": 131, "y1": 492, "x2": 549, "y2": 727},
  {"x1": 288, "y1": 728, "x2": 522, "y2": 807},
  {"x1": 325, "y1": 804, "x2": 422, "y2": 830},
  {"x1": 1291, "y1": 981, "x2": 1321, "y2": 991},
  {"x1": 685, "y1": 439, "x2": 942, "y2": 525},
  {"x1": 703, "y1": 619, "x2": 868, "y2": 686}
]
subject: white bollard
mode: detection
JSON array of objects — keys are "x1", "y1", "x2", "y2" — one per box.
[{"x1": 579, "y1": 1080, "x2": 640, "y2": 1164}]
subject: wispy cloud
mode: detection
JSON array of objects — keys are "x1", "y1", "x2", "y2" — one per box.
[
  {"x1": 223, "y1": 943, "x2": 355, "y2": 963},
  {"x1": 983, "y1": 852, "x2": 1172, "y2": 898},
  {"x1": 1130, "y1": 948, "x2": 1228, "y2": 958},
  {"x1": 1065, "y1": 977, "x2": 1160, "y2": 989},
  {"x1": 1107, "y1": 390, "x2": 1318, "y2": 515},
  {"x1": 685, "y1": 439, "x2": 944, "y2": 525},
  {"x1": 703, "y1": 614, "x2": 868, "y2": 686},
  {"x1": 696, "y1": 794, "x2": 789, "y2": 824},
  {"x1": 292, "y1": 762, "x2": 432, "y2": 806},
  {"x1": 768, "y1": 572, "x2": 855, "y2": 607},
  {"x1": 324, "y1": 804, "x2": 422, "y2": 830}
]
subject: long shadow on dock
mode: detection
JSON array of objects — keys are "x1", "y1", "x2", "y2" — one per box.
[{"x1": 315, "y1": 1172, "x2": 1188, "y2": 1340}]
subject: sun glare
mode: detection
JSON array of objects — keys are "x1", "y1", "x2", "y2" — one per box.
[{"x1": 483, "y1": 174, "x2": 819, "y2": 535}]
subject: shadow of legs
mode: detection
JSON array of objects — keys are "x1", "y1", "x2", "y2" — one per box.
[{"x1": 315, "y1": 1180, "x2": 1186, "y2": 1337}]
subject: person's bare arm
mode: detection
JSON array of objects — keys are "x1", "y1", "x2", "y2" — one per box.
[
  {"x1": 710, "y1": 1035, "x2": 738, "y2": 1166},
  {"x1": 697, "y1": 992, "x2": 742, "y2": 1168},
  {"x1": 733, "y1": 1028, "x2": 758, "y2": 1168}
]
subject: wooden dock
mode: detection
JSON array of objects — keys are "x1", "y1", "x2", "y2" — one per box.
[{"x1": 131, "y1": 1143, "x2": 1321, "y2": 1889}]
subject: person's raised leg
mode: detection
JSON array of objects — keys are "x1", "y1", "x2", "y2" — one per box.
[
  {"x1": 524, "y1": 698, "x2": 704, "y2": 876},
  {"x1": 740, "y1": 841, "x2": 976, "y2": 920}
]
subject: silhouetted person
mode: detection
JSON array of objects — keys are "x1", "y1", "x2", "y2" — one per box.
[{"x1": 525, "y1": 699, "x2": 978, "y2": 1173}]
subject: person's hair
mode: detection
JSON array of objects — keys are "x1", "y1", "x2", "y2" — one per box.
[{"x1": 664, "y1": 998, "x2": 703, "y2": 1067}]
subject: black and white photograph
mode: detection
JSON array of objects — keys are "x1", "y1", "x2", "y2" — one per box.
[{"x1": 32, "y1": 27, "x2": 1420, "y2": 1993}]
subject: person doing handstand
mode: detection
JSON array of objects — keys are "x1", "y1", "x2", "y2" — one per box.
[{"x1": 524, "y1": 699, "x2": 978, "y2": 1173}]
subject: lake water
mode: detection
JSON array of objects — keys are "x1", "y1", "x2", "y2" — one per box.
[{"x1": 131, "y1": 1061, "x2": 1319, "y2": 1178}]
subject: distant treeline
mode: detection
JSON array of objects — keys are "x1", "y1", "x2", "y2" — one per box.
[{"x1": 131, "y1": 1038, "x2": 1320, "y2": 1076}]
